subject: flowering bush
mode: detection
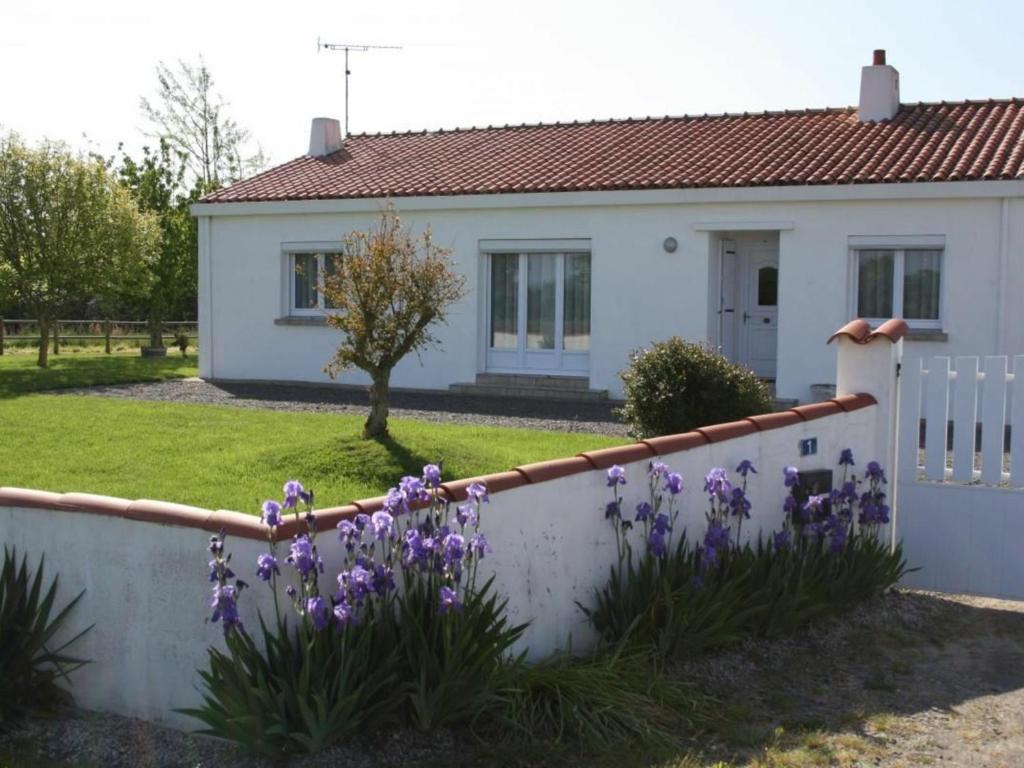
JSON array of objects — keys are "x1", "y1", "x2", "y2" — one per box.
[
  {"x1": 185, "y1": 467, "x2": 526, "y2": 754},
  {"x1": 585, "y1": 450, "x2": 908, "y2": 657}
]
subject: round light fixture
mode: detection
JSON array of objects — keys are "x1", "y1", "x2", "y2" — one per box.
[{"x1": 663, "y1": 236, "x2": 678, "y2": 253}]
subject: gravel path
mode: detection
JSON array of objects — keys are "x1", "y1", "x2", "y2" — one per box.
[
  {"x1": 5, "y1": 591, "x2": 1024, "y2": 767},
  {"x1": 53, "y1": 378, "x2": 629, "y2": 437}
]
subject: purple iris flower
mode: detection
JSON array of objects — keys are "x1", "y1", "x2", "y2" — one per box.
[
  {"x1": 456, "y1": 503, "x2": 478, "y2": 529},
  {"x1": 704, "y1": 521, "x2": 732, "y2": 554},
  {"x1": 829, "y1": 519, "x2": 849, "y2": 553},
  {"x1": 305, "y1": 596, "x2": 329, "y2": 630},
  {"x1": 400, "y1": 475, "x2": 429, "y2": 503},
  {"x1": 439, "y1": 585, "x2": 462, "y2": 614},
  {"x1": 443, "y1": 533, "x2": 466, "y2": 566},
  {"x1": 372, "y1": 564, "x2": 396, "y2": 596},
  {"x1": 664, "y1": 472, "x2": 684, "y2": 495},
  {"x1": 735, "y1": 459, "x2": 758, "y2": 477},
  {"x1": 729, "y1": 487, "x2": 751, "y2": 519},
  {"x1": 337, "y1": 519, "x2": 360, "y2": 550},
  {"x1": 773, "y1": 529, "x2": 791, "y2": 551},
  {"x1": 402, "y1": 528, "x2": 427, "y2": 567},
  {"x1": 866, "y1": 461, "x2": 887, "y2": 482},
  {"x1": 802, "y1": 493, "x2": 828, "y2": 523},
  {"x1": 261, "y1": 500, "x2": 283, "y2": 528},
  {"x1": 649, "y1": 461, "x2": 668, "y2": 479},
  {"x1": 423, "y1": 463, "x2": 442, "y2": 488},
  {"x1": 839, "y1": 448, "x2": 855, "y2": 466},
  {"x1": 652, "y1": 512, "x2": 672, "y2": 536},
  {"x1": 384, "y1": 487, "x2": 409, "y2": 516},
  {"x1": 648, "y1": 530, "x2": 667, "y2": 557},
  {"x1": 353, "y1": 513, "x2": 371, "y2": 532},
  {"x1": 283, "y1": 480, "x2": 304, "y2": 508},
  {"x1": 370, "y1": 510, "x2": 395, "y2": 541},
  {"x1": 209, "y1": 584, "x2": 243, "y2": 634},
  {"x1": 467, "y1": 482, "x2": 489, "y2": 503},
  {"x1": 286, "y1": 535, "x2": 321, "y2": 581},
  {"x1": 343, "y1": 564, "x2": 373, "y2": 602},
  {"x1": 634, "y1": 501, "x2": 652, "y2": 522},
  {"x1": 470, "y1": 533, "x2": 492, "y2": 559},
  {"x1": 334, "y1": 599, "x2": 355, "y2": 628},
  {"x1": 256, "y1": 553, "x2": 279, "y2": 582},
  {"x1": 703, "y1": 468, "x2": 731, "y2": 500},
  {"x1": 285, "y1": 584, "x2": 297, "y2": 599},
  {"x1": 784, "y1": 466, "x2": 800, "y2": 487},
  {"x1": 606, "y1": 465, "x2": 626, "y2": 487},
  {"x1": 605, "y1": 500, "x2": 622, "y2": 520}
]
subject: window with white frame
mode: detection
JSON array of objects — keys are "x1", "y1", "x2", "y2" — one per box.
[
  {"x1": 853, "y1": 246, "x2": 943, "y2": 329},
  {"x1": 288, "y1": 251, "x2": 341, "y2": 315}
]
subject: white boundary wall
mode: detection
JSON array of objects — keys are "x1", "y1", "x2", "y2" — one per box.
[{"x1": 0, "y1": 406, "x2": 877, "y2": 728}]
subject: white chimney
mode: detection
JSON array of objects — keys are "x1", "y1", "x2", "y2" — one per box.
[
  {"x1": 858, "y1": 49, "x2": 900, "y2": 122},
  {"x1": 308, "y1": 117, "x2": 343, "y2": 157}
]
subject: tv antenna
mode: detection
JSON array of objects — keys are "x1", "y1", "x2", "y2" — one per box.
[{"x1": 317, "y1": 39, "x2": 402, "y2": 136}]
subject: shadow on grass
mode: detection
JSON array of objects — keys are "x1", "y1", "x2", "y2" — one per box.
[
  {"x1": 254, "y1": 433, "x2": 436, "y2": 500},
  {"x1": 0, "y1": 354, "x2": 196, "y2": 398}
]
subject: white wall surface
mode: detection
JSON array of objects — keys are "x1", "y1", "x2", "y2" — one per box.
[
  {"x1": 0, "y1": 406, "x2": 876, "y2": 728},
  {"x1": 199, "y1": 186, "x2": 1024, "y2": 402}
]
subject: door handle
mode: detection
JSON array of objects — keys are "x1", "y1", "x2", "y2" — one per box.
[{"x1": 742, "y1": 311, "x2": 751, "y2": 323}]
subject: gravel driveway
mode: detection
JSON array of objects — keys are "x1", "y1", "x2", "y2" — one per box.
[
  {"x1": 53, "y1": 378, "x2": 629, "y2": 437},
  {"x1": 4, "y1": 591, "x2": 1024, "y2": 767}
]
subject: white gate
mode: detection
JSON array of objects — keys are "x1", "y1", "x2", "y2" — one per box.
[{"x1": 896, "y1": 355, "x2": 1024, "y2": 598}]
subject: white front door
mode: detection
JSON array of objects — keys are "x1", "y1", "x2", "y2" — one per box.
[
  {"x1": 485, "y1": 252, "x2": 591, "y2": 374},
  {"x1": 738, "y1": 247, "x2": 779, "y2": 378}
]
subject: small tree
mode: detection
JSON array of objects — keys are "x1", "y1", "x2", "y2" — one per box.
[
  {"x1": 0, "y1": 133, "x2": 158, "y2": 367},
  {"x1": 322, "y1": 206, "x2": 467, "y2": 439}
]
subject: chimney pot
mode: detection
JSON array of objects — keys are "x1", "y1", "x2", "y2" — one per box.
[
  {"x1": 873, "y1": 49, "x2": 886, "y2": 66},
  {"x1": 308, "y1": 118, "x2": 343, "y2": 157}
]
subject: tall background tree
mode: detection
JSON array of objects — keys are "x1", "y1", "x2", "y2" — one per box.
[
  {"x1": 0, "y1": 133, "x2": 158, "y2": 367},
  {"x1": 140, "y1": 58, "x2": 267, "y2": 192},
  {"x1": 115, "y1": 141, "x2": 198, "y2": 350},
  {"x1": 323, "y1": 206, "x2": 467, "y2": 440}
]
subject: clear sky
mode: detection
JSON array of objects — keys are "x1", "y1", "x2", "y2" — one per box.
[{"x1": 2, "y1": 0, "x2": 1022, "y2": 169}]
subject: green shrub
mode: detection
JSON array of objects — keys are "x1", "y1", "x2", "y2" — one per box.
[
  {"x1": 617, "y1": 337, "x2": 774, "y2": 438},
  {"x1": 0, "y1": 548, "x2": 91, "y2": 730}
]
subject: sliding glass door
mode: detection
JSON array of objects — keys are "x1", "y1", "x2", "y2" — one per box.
[{"x1": 486, "y1": 252, "x2": 591, "y2": 374}]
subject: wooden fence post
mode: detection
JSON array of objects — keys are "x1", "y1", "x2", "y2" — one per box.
[
  {"x1": 104, "y1": 319, "x2": 112, "y2": 354},
  {"x1": 0, "y1": 317, "x2": 4, "y2": 356},
  {"x1": 52, "y1": 320, "x2": 60, "y2": 355}
]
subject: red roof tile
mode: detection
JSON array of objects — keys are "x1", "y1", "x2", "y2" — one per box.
[{"x1": 202, "y1": 101, "x2": 1024, "y2": 203}]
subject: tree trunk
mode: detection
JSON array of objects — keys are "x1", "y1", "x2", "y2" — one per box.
[
  {"x1": 0, "y1": 317, "x2": 5, "y2": 356},
  {"x1": 148, "y1": 315, "x2": 164, "y2": 349},
  {"x1": 363, "y1": 371, "x2": 392, "y2": 440},
  {"x1": 37, "y1": 318, "x2": 49, "y2": 368},
  {"x1": 104, "y1": 319, "x2": 112, "y2": 354},
  {"x1": 52, "y1": 320, "x2": 60, "y2": 355}
]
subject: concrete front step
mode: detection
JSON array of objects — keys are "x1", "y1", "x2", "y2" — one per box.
[
  {"x1": 474, "y1": 373, "x2": 591, "y2": 389},
  {"x1": 449, "y1": 379, "x2": 609, "y2": 402}
]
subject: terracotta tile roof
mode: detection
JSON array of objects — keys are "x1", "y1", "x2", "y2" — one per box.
[{"x1": 202, "y1": 100, "x2": 1024, "y2": 203}]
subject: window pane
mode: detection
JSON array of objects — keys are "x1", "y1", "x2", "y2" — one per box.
[
  {"x1": 857, "y1": 250, "x2": 894, "y2": 318},
  {"x1": 563, "y1": 253, "x2": 591, "y2": 351},
  {"x1": 322, "y1": 253, "x2": 342, "y2": 309},
  {"x1": 526, "y1": 254, "x2": 556, "y2": 350},
  {"x1": 903, "y1": 249, "x2": 941, "y2": 320},
  {"x1": 293, "y1": 253, "x2": 317, "y2": 310},
  {"x1": 757, "y1": 266, "x2": 778, "y2": 307},
  {"x1": 490, "y1": 254, "x2": 518, "y2": 348}
]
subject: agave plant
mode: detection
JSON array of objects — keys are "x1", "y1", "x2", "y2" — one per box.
[{"x1": 0, "y1": 547, "x2": 91, "y2": 729}]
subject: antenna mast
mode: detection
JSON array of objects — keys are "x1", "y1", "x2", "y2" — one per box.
[{"x1": 317, "y1": 39, "x2": 402, "y2": 136}]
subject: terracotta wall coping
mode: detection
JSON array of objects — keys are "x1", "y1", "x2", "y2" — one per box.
[{"x1": 827, "y1": 316, "x2": 908, "y2": 345}]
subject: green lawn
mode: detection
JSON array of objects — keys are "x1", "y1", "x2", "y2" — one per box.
[
  {"x1": 0, "y1": 392, "x2": 623, "y2": 513},
  {"x1": 0, "y1": 349, "x2": 197, "y2": 397}
]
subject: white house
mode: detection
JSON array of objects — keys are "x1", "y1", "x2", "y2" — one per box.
[{"x1": 191, "y1": 50, "x2": 1024, "y2": 403}]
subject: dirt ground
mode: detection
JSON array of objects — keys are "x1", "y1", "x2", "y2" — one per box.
[{"x1": 676, "y1": 590, "x2": 1024, "y2": 768}]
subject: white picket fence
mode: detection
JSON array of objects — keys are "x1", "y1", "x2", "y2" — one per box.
[{"x1": 897, "y1": 355, "x2": 1024, "y2": 598}]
